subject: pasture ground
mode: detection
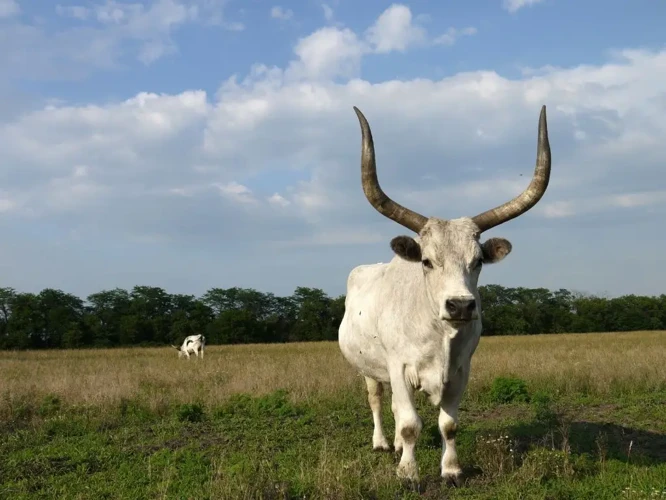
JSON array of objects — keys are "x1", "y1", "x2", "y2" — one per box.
[{"x1": 1, "y1": 331, "x2": 665, "y2": 499}]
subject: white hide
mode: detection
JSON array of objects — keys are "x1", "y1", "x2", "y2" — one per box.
[
  {"x1": 172, "y1": 334, "x2": 205, "y2": 360},
  {"x1": 339, "y1": 104, "x2": 549, "y2": 484},
  {"x1": 338, "y1": 218, "x2": 511, "y2": 483}
]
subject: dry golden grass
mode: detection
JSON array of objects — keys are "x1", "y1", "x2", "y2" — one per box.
[
  {"x1": 468, "y1": 330, "x2": 666, "y2": 396},
  {"x1": 1, "y1": 331, "x2": 665, "y2": 417}
]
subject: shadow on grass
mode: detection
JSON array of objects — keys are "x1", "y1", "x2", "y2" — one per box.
[
  {"x1": 509, "y1": 419, "x2": 666, "y2": 465},
  {"x1": 413, "y1": 410, "x2": 666, "y2": 495}
]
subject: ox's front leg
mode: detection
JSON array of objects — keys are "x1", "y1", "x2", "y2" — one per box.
[
  {"x1": 389, "y1": 364, "x2": 422, "y2": 481},
  {"x1": 438, "y1": 368, "x2": 469, "y2": 486}
]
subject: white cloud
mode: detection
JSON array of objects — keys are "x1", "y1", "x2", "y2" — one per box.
[
  {"x1": 433, "y1": 26, "x2": 478, "y2": 46},
  {"x1": 288, "y1": 27, "x2": 365, "y2": 81},
  {"x1": 2, "y1": 4, "x2": 666, "y2": 298},
  {"x1": 0, "y1": 0, "x2": 242, "y2": 77},
  {"x1": 542, "y1": 190, "x2": 666, "y2": 218},
  {"x1": 4, "y1": 46, "x2": 666, "y2": 227},
  {"x1": 365, "y1": 4, "x2": 427, "y2": 53},
  {"x1": 268, "y1": 193, "x2": 291, "y2": 207},
  {"x1": 503, "y1": 0, "x2": 545, "y2": 13},
  {"x1": 279, "y1": 4, "x2": 476, "y2": 81},
  {"x1": 0, "y1": 0, "x2": 19, "y2": 18},
  {"x1": 215, "y1": 181, "x2": 258, "y2": 204},
  {"x1": 270, "y1": 6, "x2": 293, "y2": 21}
]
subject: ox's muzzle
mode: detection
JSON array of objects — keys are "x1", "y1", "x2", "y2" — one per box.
[{"x1": 442, "y1": 297, "x2": 477, "y2": 322}]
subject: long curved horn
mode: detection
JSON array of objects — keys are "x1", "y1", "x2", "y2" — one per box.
[
  {"x1": 354, "y1": 106, "x2": 428, "y2": 234},
  {"x1": 472, "y1": 105, "x2": 552, "y2": 232}
]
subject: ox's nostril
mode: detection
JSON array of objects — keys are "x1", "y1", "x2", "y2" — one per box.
[{"x1": 445, "y1": 298, "x2": 476, "y2": 319}]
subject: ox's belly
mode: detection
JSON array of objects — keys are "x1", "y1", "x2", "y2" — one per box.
[{"x1": 338, "y1": 308, "x2": 390, "y2": 382}]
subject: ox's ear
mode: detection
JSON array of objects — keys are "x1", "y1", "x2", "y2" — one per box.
[
  {"x1": 390, "y1": 235, "x2": 422, "y2": 262},
  {"x1": 481, "y1": 237, "x2": 512, "y2": 264}
]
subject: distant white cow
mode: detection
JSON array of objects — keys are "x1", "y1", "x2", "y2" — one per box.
[{"x1": 171, "y1": 334, "x2": 205, "y2": 360}]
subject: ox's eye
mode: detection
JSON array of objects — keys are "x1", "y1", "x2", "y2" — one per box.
[
  {"x1": 422, "y1": 259, "x2": 433, "y2": 269},
  {"x1": 472, "y1": 258, "x2": 483, "y2": 270}
]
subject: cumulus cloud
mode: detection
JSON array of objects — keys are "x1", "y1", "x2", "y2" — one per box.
[
  {"x1": 5, "y1": 48, "x2": 666, "y2": 233},
  {"x1": 1, "y1": 4, "x2": 666, "y2": 298},
  {"x1": 365, "y1": 4, "x2": 427, "y2": 53},
  {"x1": 288, "y1": 27, "x2": 365, "y2": 81},
  {"x1": 280, "y1": 4, "x2": 476, "y2": 81}
]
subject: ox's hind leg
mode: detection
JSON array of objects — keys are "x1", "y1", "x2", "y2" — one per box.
[
  {"x1": 389, "y1": 364, "x2": 422, "y2": 481},
  {"x1": 438, "y1": 368, "x2": 470, "y2": 486},
  {"x1": 364, "y1": 376, "x2": 391, "y2": 451}
]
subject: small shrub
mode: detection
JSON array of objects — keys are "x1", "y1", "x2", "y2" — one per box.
[
  {"x1": 531, "y1": 390, "x2": 557, "y2": 426},
  {"x1": 38, "y1": 394, "x2": 61, "y2": 417},
  {"x1": 177, "y1": 403, "x2": 205, "y2": 423},
  {"x1": 489, "y1": 376, "x2": 530, "y2": 404}
]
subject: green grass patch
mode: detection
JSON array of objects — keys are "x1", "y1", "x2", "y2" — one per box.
[{"x1": 1, "y1": 387, "x2": 665, "y2": 499}]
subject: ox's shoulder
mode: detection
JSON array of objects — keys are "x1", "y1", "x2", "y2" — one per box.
[{"x1": 346, "y1": 262, "x2": 389, "y2": 291}]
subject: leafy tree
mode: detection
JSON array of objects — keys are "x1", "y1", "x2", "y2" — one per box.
[{"x1": 1, "y1": 282, "x2": 665, "y2": 350}]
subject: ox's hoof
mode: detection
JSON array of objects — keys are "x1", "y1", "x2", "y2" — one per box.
[
  {"x1": 396, "y1": 462, "x2": 419, "y2": 482},
  {"x1": 372, "y1": 442, "x2": 392, "y2": 452},
  {"x1": 442, "y1": 469, "x2": 462, "y2": 487}
]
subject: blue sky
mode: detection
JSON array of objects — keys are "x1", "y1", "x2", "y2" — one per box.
[{"x1": 1, "y1": 0, "x2": 666, "y2": 301}]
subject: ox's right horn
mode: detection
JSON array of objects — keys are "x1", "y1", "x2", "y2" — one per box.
[
  {"x1": 354, "y1": 106, "x2": 428, "y2": 234},
  {"x1": 471, "y1": 105, "x2": 552, "y2": 232}
]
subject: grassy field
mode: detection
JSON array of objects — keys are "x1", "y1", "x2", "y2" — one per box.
[{"x1": 1, "y1": 331, "x2": 665, "y2": 499}]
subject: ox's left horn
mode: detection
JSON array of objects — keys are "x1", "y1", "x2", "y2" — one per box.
[{"x1": 471, "y1": 105, "x2": 552, "y2": 232}]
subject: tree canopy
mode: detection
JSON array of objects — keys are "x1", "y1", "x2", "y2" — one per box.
[{"x1": 0, "y1": 284, "x2": 664, "y2": 350}]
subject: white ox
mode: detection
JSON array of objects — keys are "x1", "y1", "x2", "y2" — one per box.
[
  {"x1": 171, "y1": 334, "x2": 206, "y2": 360},
  {"x1": 338, "y1": 105, "x2": 552, "y2": 484}
]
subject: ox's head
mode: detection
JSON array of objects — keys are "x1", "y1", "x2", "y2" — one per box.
[{"x1": 353, "y1": 105, "x2": 551, "y2": 324}]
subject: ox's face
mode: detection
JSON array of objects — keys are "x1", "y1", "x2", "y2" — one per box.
[{"x1": 390, "y1": 217, "x2": 512, "y2": 323}]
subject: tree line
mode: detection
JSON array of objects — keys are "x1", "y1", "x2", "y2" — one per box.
[{"x1": 0, "y1": 285, "x2": 664, "y2": 350}]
